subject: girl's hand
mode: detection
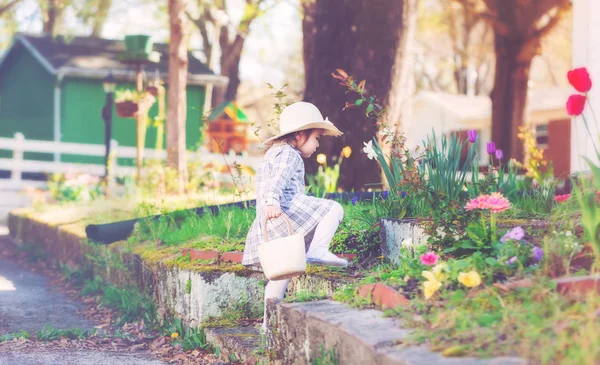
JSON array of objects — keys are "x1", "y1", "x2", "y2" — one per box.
[{"x1": 265, "y1": 205, "x2": 282, "y2": 220}]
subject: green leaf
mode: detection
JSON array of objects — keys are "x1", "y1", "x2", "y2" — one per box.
[
  {"x1": 366, "y1": 103, "x2": 374, "y2": 116},
  {"x1": 355, "y1": 99, "x2": 363, "y2": 106},
  {"x1": 485, "y1": 257, "x2": 498, "y2": 266}
]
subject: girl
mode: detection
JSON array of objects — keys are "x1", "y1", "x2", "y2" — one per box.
[{"x1": 242, "y1": 102, "x2": 348, "y2": 331}]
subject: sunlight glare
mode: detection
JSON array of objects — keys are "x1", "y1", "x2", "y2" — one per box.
[{"x1": 0, "y1": 275, "x2": 16, "y2": 291}]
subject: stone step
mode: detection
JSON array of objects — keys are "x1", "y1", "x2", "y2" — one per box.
[
  {"x1": 205, "y1": 326, "x2": 264, "y2": 364},
  {"x1": 266, "y1": 300, "x2": 526, "y2": 365}
]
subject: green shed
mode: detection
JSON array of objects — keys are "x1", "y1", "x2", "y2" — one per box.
[{"x1": 0, "y1": 33, "x2": 227, "y2": 165}]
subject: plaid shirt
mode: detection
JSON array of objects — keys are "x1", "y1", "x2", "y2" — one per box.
[{"x1": 242, "y1": 143, "x2": 334, "y2": 266}]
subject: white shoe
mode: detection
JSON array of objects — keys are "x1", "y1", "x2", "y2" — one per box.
[{"x1": 306, "y1": 251, "x2": 348, "y2": 267}]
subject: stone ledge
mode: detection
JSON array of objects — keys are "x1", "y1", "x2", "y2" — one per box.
[
  {"x1": 204, "y1": 326, "x2": 263, "y2": 364},
  {"x1": 7, "y1": 211, "x2": 355, "y2": 326},
  {"x1": 266, "y1": 300, "x2": 526, "y2": 365}
]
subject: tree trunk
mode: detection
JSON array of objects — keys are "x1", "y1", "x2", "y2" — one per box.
[
  {"x1": 386, "y1": 0, "x2": 417, "y2": 138},
  {"x1": 41, "y1": 0, "x2": 65, "y2": 35},
  {"x1": 91, "y1": 0, "x2": 112, "y2": 37},
  {"x1": 167, "y1": 0, "x2": 189, "y2": 194},
  {"x1": 490, "y1": 34, "x2": 536, "y2": 162},
  {"x1": 220, "y1": 33, "x2": 245, "y2": 103},
  {"x1": 302, "y1": 0, "x2": 410, "y2": 191},
  {"x1": 0, "y1": 0, "x2": 21, "y2": 17}
]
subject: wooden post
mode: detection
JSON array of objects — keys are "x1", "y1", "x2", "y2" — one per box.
[
  {"x1": 135, "y1": 64, "x2": 145, "y2": 184},
  {"x1": 11, "y1": 133, "x2": 24, "y2": 183},
  {"x1": 107, "y1": 139, "x2": 118, "y2": 197}
]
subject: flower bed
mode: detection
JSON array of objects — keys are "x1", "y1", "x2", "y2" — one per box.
[{"x1": 294, "y1": 68, "x2": 600, "y2": 364}]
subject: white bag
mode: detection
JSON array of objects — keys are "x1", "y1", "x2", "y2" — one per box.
[{"x1": 258, "y1": 214, "x2": 306, "y2": 280}]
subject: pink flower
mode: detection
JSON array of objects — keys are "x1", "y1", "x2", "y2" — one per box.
[
  {"x1": 465, "y1": 196, "x2": 485, "y2": 211},
  {"x1": 465, "y1": 192, "x2": 511, "y2": 213},
  {"x1": 554, "y1": 194, "x2": 570, "y2": 203},
  {"x1": 420, "y1": 251, "x2": 440, "y2": 266}
]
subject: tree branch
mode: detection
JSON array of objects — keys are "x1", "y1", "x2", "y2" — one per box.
[{"x1": 0, "y1": 0, "x2": 21, "y2": 17}]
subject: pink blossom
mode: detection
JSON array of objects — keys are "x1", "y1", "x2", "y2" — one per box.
[
  {"x1": 465, "y1": 192, "x2": 511, "y2": 213},
  {"x1": 554, "y1": 194, "x2": 570, "y2": 203},
  {"x1": 420, "y1": 251, "x2": 440, "y2": 266}
]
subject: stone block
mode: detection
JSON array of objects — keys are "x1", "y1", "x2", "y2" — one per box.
[
  {"x1": 221, "y1": 251, "x2": 244, "y2": 263},
  {"x1": 380, "y1": 218, "x2": 429, "y2": 266},
  {"x1": 553, "y1": 275, "x2": 600, "y2": 297},
  {"x1": 357, "y1": 283, "x2": 410, "y2": 309},
  {"x1": 189, "y1": 249, "x2": 219, "y2": 261}
]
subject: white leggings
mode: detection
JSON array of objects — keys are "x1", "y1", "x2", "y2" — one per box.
[{"x1": 262, "y1": 202, "x2": 344, "y2": 326}]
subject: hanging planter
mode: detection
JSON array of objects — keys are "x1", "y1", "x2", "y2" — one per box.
[{"x1": 115, "y1": 90, "x2": 156, "y2": 118}]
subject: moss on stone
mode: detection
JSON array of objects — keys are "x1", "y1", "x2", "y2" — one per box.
[
  {"x1": 133, "y1": 244, "x2": 181, "y2": 266},
  {"x1": 201, "y1": 317, "x2": 239, "y2": 328},
  {"x1": 304, "y1": 265, "x2": 349, "y2": 279}
]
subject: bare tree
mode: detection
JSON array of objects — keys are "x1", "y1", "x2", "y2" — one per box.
[
  {"x1": 39, "y1": 0, "x2": 68, "y2": 35},
  {"x1": 72, "y1": 0, "x2": 113, "y2": 36},
  {"x1": 187, "y1": 0, "x2": 277, "y2": 104},
  {"x1": 469, "y1": 0, "x2": 571, "y2": 161},
  {"x1": 0, "y1": 0, "x2": 20, "y2": 17},
  {"x1": 415, "y1": 0, "x2": 494, "y2": 95},
  {"x1": 168, "y1": 0, "x2": 189, "y2": 194}
]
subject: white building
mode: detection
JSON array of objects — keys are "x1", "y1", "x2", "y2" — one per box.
[
  {"x1": 572, "y1": 0, "x2": 600, "y2": 172},
  {"x1": 409, "y1": 87, "x2": 571, "y2": 176}
]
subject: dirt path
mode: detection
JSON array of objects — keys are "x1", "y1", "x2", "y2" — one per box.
[{"x1": 0, "y1": 233, "x2": 222, "y2": 365}]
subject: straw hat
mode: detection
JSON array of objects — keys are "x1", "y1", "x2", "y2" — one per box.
[{"x1": 263, "y1": 102, "x2": 342, "y2": 145}]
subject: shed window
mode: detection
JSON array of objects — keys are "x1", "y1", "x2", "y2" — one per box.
[{"x1": 536, "y1": 124, "x2": 549, "y2": 149}]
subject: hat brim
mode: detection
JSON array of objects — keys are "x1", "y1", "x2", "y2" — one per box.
[{"x1": 263, "y1": 121, "x2": 343, "y2": 145}]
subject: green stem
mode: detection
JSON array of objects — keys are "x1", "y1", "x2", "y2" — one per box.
[
  {"x1": 586, "y1": 98, "x2": 600, "y2": 137},
  {"x1": 490, "y1": 212, "x2": 497, "y2": 242},
  {"x1": 581, "y1": 113, "x2": 600, "y2": 157}
]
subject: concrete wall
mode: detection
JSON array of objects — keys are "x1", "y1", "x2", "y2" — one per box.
[{"x1": 572, "y1": 0, "x2": 600, "y2": 172}]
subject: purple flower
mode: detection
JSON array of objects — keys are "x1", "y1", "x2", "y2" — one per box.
[
  {"x1": 487, "y1": 142, "x2": 496, "y2": 155},
  {"x1": 401, "y1": 191, "x2": 407, "y2": 198},
  {"x1": 501, "y1": 227, "x2": 525, "y2": 243},
  {"x1": 467, "y1": 130, "x2": 477, "y2": 143},
  {"x1": 495, "y1": 149, "x2": 504, "y2": 161},
  {"x1": 382, "y1": 190, "x2": 389, "y2": 199},
  {"x1": 506, "y1": 256, "x2": 518, "y2": 265},
  {"x1": 351, "y1": 196, "x2": 358, "y2": 206},
  {"x1": 532, "y1": 246, "x2": 544, "y2": 262}
]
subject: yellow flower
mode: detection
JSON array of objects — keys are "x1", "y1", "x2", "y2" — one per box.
[
  {"x1": 432, "y1": 263, "x2": 448, "y2": 281},
  {"x1": 316, "y1": 153, "x2": 327, "y2": 165},
  {"x1": 458, "y1": 271, "x2": 482, "y2": 288},
  {"x1": 422, "y1": 271, "x2": 442, "y2": 299},
  {"x1": 342, "y1": 146, "x2": 352, "y2": 158},
  {"x1": 422, "y1": 270, "x2": 436, "y2": 282},
  {"x1": 423, "y1": 279, "x2": 442, "y2": 299},
  {"x1": 171, "y1": 332, "x2": 179, "y2": 339}
]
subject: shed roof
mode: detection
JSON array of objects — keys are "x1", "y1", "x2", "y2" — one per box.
[
  {"x1": 414, "y1": 87, "x2": 571, "y2": 122},
  {"x1": 1, "y1": 33, "x2": 227, "y2": 86},
  {"x1": 208, "y1": 101, "x2": 251, "y2": 123}
]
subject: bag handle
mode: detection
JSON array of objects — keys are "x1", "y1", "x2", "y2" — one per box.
[{"x1": 262, "y1": 213, "x2": 294, "y2": 242}]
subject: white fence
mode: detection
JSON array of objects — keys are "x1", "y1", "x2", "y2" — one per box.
[{"x1": 0, "y1": 132, "x2": 263, "y2": 190}]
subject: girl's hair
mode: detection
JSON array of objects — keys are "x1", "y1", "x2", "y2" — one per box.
[{"x1": 273, "y1": 129, "x2": 314, "y2": 146}]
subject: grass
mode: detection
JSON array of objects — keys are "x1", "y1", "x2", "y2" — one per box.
[
  {"x1": 0, "y1": 330, "x2": 30, "y2": 342},
  {"x1": 284, "y1": 290, "x2": 328, "y2": 303},
  {"x1": 202, "y1": 296, "x2": 263, "y2": 328},
  {"x1": 311, "y1": 345, "x2": 339, "y2": 365},
  {"x1": 394, "y1": 278, "x2": 600, "y2": 364},
  {"x1": 131, "y1": 206, "x2": 255, "y2": 250},
  {"x1": 36, "y1": 325, "x2": 91, "y2": 341},
  {"x1": 101, "y1": 284, "x2": 158, "y2": 327}
]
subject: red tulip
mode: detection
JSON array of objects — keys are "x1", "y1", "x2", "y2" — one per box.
[
  {"x1": 566, "y1": 94, "x2": 587, "y2": 116},
  {"x1": 567, "y1": 67, "x2": 592, "y2": 93}
]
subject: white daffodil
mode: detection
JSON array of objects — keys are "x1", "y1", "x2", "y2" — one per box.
[{"x1": 363, "y1": 141, "x2": 377, "y2": 160}]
